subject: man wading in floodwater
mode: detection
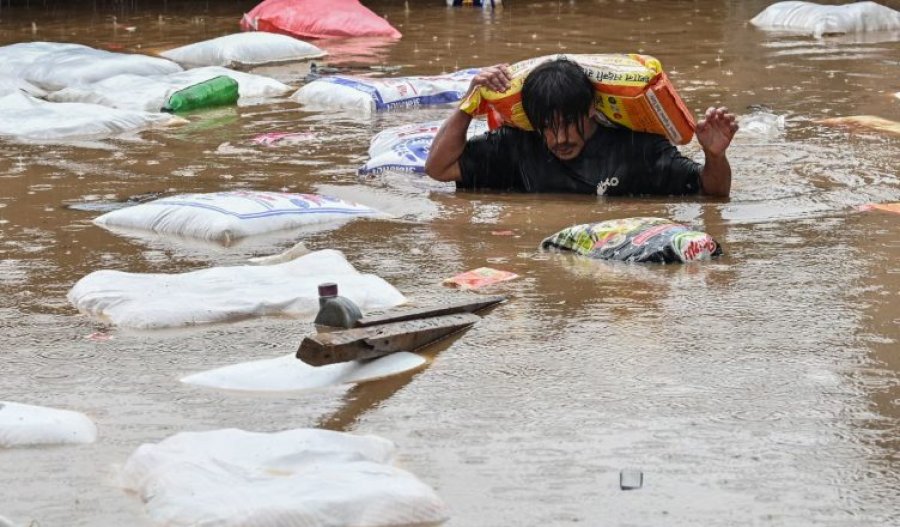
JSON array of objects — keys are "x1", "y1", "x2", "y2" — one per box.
[{"x1": 425, "y1": 59, "x2": 738, "y2": 197}]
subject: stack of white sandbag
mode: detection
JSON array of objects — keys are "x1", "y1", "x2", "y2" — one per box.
[
  {"x1": 49, "y1": 67, "x2": 292, "y2": 112},
  {"x1": 92, "y1": 191, "x2": 381, "y2": 245},
  {"x1": 0, "y1": 92, "x2": 182, "y2": 141},
  {"x1": 68, "y1": 249, "x2": 406, "y2": 329},
  {"x1": 0, "y1": 76, "x2": 46, "y2": 98},
  {"x1": 292, "y1": 69, "x2": 478, "y2": 113},
  {"x1": 160, "y1": 32, "x2": 325, "y2": 68},
  {"x1": 0, "y1": 401, "x2": 97, "y2": 447},
  {"x1": 750, "y1": 1, "x2": 900, "y2": 38},
  {"x1": 360, "y1": 119, "x2": 489, "y2": 175},
  {"x1": 120, "y1": 428, "x2": 448, "y2": 527},
  {"x1": 0, "y1": 42, "x2": 87, "y2": 79}
]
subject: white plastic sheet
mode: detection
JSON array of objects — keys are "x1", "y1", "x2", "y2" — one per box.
[
  {"x1": 120, "y1": 428, "x2": 448, "y2": 527},
  {"x1": 292, "y1": 69, "x2": 477, "y2": 113},
  {"x1": 738, "y1": 111, "x2": 786, "y2": 139},
  {"x1": 0, "y1": 93, "x2": 183, "y2": 141},
  {"x1": 68, "y1": 249, "x2": 406, "y2": 329},
  {"x1": 360, "y1": 119, "x2": 489, "y2": 175},
  {"x1": 49, "y1": 67, "x2": 292, "y2": 112},
  {"x1": 0, "y1": 401, "x2": 97, "y2": 447},
  {"x1": 160, "y1": 32, "x2": 325, "y2": 68},
  {"x1": 750, "y1": 1, "x2": 900, "y2": 38},
  {"x1": 182, "y1": 352, "x2": 426, "y2": 392},
  {"x1": 93, "y1": 191, "x2": 381, "y2": 244},
  {"x1": 19, "y1": 45, "x2": 182, "y2": 91}
]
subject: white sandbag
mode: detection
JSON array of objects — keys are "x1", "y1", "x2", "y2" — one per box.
[
  {"x1": 93, "y1": 191, "x2": 380, "y2": 244},
  {"x1": 182, "y1": 352, "x2": 425, "y2": 392},
  {"x1": 160, "y1": 32, "x2": 325, "y2": 68},
  {"x1": 292, "y1": 69, "x2": 477, "y2": 113},
  {"x1": 49, "y1": 67, "x2": 292, "y2": 112},
  {"x1": 0, "y1": 401, "x2": 97, "y2": 447},
  {"x1": 360, "y1": 119, "x2": 488, "y2": 175},
  {"x1": 19, "y1": 45, "x2": 182, "y2": 91},
  {"x1": 68, "y1": 249, "x2": 406, "y2": 329},
  {"x1": 120, "y1": 428, "x2": 448, "y2": 527},
  {"x1": 0, "y1": 76, "x2": 46, "y2": 98},
  {"x1": 750, "y1": 1, "x2": 900, "y2": 38},
  {"x1": 0, "y1": 93, "x2": 182, "y2": 141},
  {"x1": 0, "y1": 41, "x2": 87, "y2": 78}
]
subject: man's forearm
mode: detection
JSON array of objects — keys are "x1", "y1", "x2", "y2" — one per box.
[
  {"x1": 424, "y1": 110, "x2": 472, "y2": 182},
  {"x1": 700, "y1": 151, "x2": 731, "y2": 197}
]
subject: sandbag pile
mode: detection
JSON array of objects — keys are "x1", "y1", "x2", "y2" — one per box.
[
  {"x1": 0, "y1": 401, "x2": 97, "y2": 447},
  {"x1": 0, "y1": 76, "x2": 46, "y2": 98},
  {"x1": 541, "y1": 217, "x2": 722, "y2": 263},
  {"x1": 360, "y1": 119, "x2": 489, "y2": 175},
  {"x1": 241, "y1": 0, "x2": 402, "y2": 39},
  {"x1": 120, "y1": 428, "x2": 448, "y2": 527},
  {"x1": 67, "y1": 249, "x2": 406, "y2": 329},
  {"x1": 292, "y1": 69, "x2": 477, "y2": 113},
  {"x1": 750, "y1": 1, "x2": 900, "y2": 38},
  {"x1": 160, "y1": 32, "x2": 325, "y2": 68}
]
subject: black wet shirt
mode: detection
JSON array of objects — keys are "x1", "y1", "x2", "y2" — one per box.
[{"x1": 457, "y1": 126, "x2": 702, "y2": 195}]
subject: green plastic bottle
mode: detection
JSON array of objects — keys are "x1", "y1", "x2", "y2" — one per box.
[{"x1": 163, "y1": 76, "x2": 239, "y2": 113}]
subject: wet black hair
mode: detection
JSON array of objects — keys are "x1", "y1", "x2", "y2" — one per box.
[{"x1": 521, "y1": 58, "x2": 594, "y2": 139}]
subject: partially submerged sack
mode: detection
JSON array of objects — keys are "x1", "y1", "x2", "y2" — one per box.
[
  {"x1": 18, "y1": 45, "x2": 182, "y2": 91},
  {"x1": 750, "y1": 1, "x2": 900, "y2": 37},
  {"x1": 0, "y1": 41, "x2": 86, "y2": 79},
  {"x1": 460, "y1": 54, "x2": 695, "y2": 145},
  {"x1": 120, "y1": 428, "x2": 448, "y2": 527},
  {"x1": 162, "y1": 76, "x2": 239, "y2": 113},
  {"x1": 541, "y1": 217, "x2": 722, "y2": 263},
  {"x1": 241, "y1": 0, "x2": 402, "y2": 39},
  {"x1": 0, "y1": 75, "x2": 46, "y2": 98},
  {"x1": 0, "y1": 401, "x2": 97, "y2": 447},
  {"x1": 360, "y1": 119, "x2": 488, "y2": 175},
  {"x1": 0, "y1": 92, "x2": 182, "y2": 141},
  {"x1": 292, "y1": 69, "x2": 477, "y2": 113},
  {"x1": 93, "y1": 191, "x2": 380, "y2": 245},
  {"x1": 68, "y1": 249, "x2": 406, "y2": 329},
  {"x1": 49, "y1": 67, "x2": 292, "y2": 112},
  {"x1": 160, "y1": 32, "x2": 325, "y2": 68}
]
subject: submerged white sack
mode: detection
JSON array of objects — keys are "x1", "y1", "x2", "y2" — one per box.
[
  {"x1": 49, "y1": 67, "x2": 292, "y2": 112},
  {"x1": 182, "y1": 352, "x2": 425, "y2": 392},
  {"x1": 360, "y1": 119, "x2": 489, "y2": 175},
  {"x1": 93, "y1": 191, "x2": 380, "y2": 244},
  {"x1": 0, "y1": 76, "x2": 46, "y2": 98},
  {"x1": 750, "y1": 1, "x2": 900, "y2": 37},
  {"x1": 68, "y1": 249, "x2": 406, "y2": 329},
  {"x1": 292, "y1": 69, "x2": 477, "y2": 113},
  {"x1": 19, "y1": 45, "x2": 182, "y2": 91},
  {"x1": 161, "y1": 32, "x2": 325, "y2": 68},
  {"x1": 0, "y1": 93, "x2": 182, "y2": 141},
  {"x1": 0, "y1": 41, "x2": 86, "y2": 78},
  {"x1": 0, "y1": 401, "x2": 97, "y2": 447},
  {"x1": 120, "y1": 428, "x2": 448, "y2": 527}
]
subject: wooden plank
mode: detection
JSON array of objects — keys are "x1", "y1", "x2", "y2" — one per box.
[
  {"x1": 356, "y1": 295, "x2": 505, "y2": 327},
  {"x1": 297, "y1": 313, "x2": 480, "y2": 366}
]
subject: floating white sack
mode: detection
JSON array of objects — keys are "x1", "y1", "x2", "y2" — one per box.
[
  {"x1": 360, "y1": 119, "x2": 489, "y2": 175},
  {"x1": 0, "y1": 41, "x2": 86, "y2": 78},
  {"x1": 68, "y1": 249, "x2": 406, "y2": 329},
  {"x1": 160, "y1": 32, "x2": 325, "y2": 68},
  {"x1": 120, "y1": 428, "x2": 448, "y2": 527},
  {"x1": 19, "y1": 45, "x2": 182, "y2": 91},
  {"x1": 182, "y1": 352, "x2": 425, "y2": 392},
  {"x1": 738, "y1": 111, "x2": 786, "y2": 139},
  {"x1": 0, "y1": 76, "x2": 46, "y2": 98},
  {"x1": 0, "y1": 401, "x2": 97, "y2": 447},
  {"x1": 49, "y1": 67, "x2": 292, "y2": 112},
  {"x1": 750, "y1": 1, "x2": 900, "y2": 38},
  {"x1": 0, "y1": 93, "x2": 182, "y2": 141},
  {"x1": 292, "y1": 69, "x2": 477, "y2": 113},
  {"x1": 93, "y1": 191, "x2": 380, "y2": 244}
]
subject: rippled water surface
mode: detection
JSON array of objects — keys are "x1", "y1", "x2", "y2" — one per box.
[{"x1": 1, "y1": 1, "x2": 899, "y2": 525}]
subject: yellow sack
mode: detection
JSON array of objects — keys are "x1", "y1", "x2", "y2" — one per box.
[{"x1": 460, "y1": 53, "x2": 695, "y2": 145}]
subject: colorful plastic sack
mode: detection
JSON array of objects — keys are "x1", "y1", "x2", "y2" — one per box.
[
  {"x1": 541, "y1": 217, "x2": 722, "y2": 263},
  {"x1": 750, "y1": 1, "x2": 900, "y2": 38},
  {"x1": 241, "y1": 0, "x2": 402, "y2": 40},
  {"x1": 460, "y1": 54, "x2": 695, "y2": 145},
  {"x1": 443, "y1": 267, "x2": 519, "y2": 289},
  {"x1": 292, "y1": 69, "x2": 477, "y2": 113},
  {"x1": 359, "y1": 119, "x2": 488, "y2": 175},
  {"x1": 160, "y1": 32, "x2": 325, "y2": 68}
]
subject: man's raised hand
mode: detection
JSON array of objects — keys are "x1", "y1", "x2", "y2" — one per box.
[
  {"x1": 469, "y1": 64, "x2": 513, "y2": 94},
  {"x1": 696, "y1": 106, "x2": 738, "y2": 157}
]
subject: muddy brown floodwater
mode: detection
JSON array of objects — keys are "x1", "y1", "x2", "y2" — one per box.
[{"x1": 1, "y1": 0, "x2": 899, "y2": 525}]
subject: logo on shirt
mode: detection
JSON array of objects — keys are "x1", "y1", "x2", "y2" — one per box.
[{"x1": 596, "y1": 177, "x2": 620, "y2": 195}]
